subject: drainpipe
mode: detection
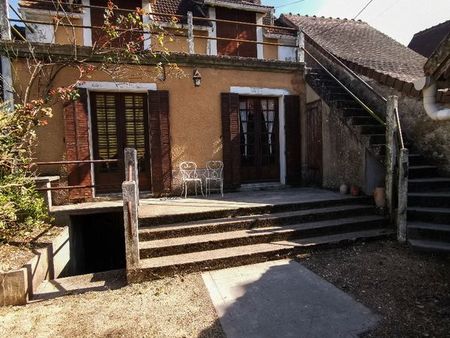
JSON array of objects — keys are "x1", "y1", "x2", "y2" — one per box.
[{"x1": 414, "y1": 77, "x2": 450, "y2": 121}]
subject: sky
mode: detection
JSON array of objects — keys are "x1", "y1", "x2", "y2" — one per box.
[
  {"x1": 8, "y1": 0, "x2": 450, "y2": 46},
  {"x1": 263, "y1": 0, "x2": 450, "y2": 46}
]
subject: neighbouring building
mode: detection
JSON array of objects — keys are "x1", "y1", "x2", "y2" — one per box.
[{"x1": 408, "y1": 20, "x2": 450, "y2": 58}]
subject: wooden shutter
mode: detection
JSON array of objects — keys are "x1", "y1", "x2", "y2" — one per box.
[
  {"x1": 63, "y1": 88, "x2": 93, "y2": 200},
  {"x1": 148, "y1": 90, "x2": 172, "y2": 195},
  {"x1": 221, "y1": 93, "x2": 241, "y2": 189},
  {"x1": 285, "y1": 95, "x2": 302, "y2": 185}
]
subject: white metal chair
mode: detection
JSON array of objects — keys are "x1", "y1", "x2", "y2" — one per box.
[
  {"x1": 205, "y1": 160, "x2": 224, "y2": 197},
  {"x1": 179, "y1": 161, "x2": 204, "y2": 198}
]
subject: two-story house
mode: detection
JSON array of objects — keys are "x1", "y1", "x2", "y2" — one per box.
[{"x1": 15, "y1": 0, "x2": 306, "y2": 201}]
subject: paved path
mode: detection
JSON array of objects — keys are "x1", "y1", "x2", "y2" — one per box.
[{"x1": 202, "y1": 260, "x2": 379, "y2": 338}]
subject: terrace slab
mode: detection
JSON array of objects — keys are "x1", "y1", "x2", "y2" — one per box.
[{"x1": 202, "y1": 259, "x2": 379, "y2": 338}]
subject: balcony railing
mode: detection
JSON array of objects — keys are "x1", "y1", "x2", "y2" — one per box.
[{"x1": 2, "y1": 0, "x2": 303, "y2": 61}]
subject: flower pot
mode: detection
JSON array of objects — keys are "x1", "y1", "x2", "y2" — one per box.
[{"x1": 373, "y1": 187, "x2": 386, "y2": 208}]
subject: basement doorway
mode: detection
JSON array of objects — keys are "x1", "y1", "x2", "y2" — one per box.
[{"x1": 69, "y1": 212, "x2": 126, "y2": 276}]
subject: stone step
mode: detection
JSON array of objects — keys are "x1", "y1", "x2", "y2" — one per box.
[
  {"x1": 408, "y1": 239, "x2": 450, "y2": 254},
  {"x1": 408, "y1": 207, "x2": 450, "y2": 224},
  {"x1": 130, "y1": 229, "x2": 394, "y2": 282},
  {"x1": 342, "y1": 108, "x2": 368, "y2": 117},
  {"x1": 139, "y1": 215, "x2": 387, "y2": 258},
  {"x1": 408, "y1": 192, "x2": 450, "y2": 208},
  {"x1": 408, "y1": 165, "x2": 439, "y2": 179},
  {"x1": 350, "y1": 116, "x2": 379, "y2": 126},
  {"x1": 368, "y1": 134, "x2": 385, "y2": 145},
  {"x1": 138, "y1": 196, "x2": 372, "y2": 228},
  {"x1": 336, "y1": 100, "x2": 361, "y2": 109},
  {"x1": 359, "y1": 125, "x2": 385, "y2": 135},
  {"x1": 408, "y1": 154, "x2": 428, "y2": 166},
  {"x1": 139, "y1": 204, "x2": 376, "y2": 241},
  {"x1": 408, "y1": 178, "x2": 450, "y2": 192},
  {"x1": 408, "y1": 222, "x2": 450, "y2": 242}
]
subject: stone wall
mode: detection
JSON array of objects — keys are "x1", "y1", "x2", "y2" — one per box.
[{"x1": 365, "y1": 77, "x2": 450, "y2": 174}]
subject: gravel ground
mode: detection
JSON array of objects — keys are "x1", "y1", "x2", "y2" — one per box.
[
  {"x1": 298, "y1": 240, "x2": 450, "y2": 338},
  {"x1": 0, "y1": 273, "x2": 225, "y2": 338}
]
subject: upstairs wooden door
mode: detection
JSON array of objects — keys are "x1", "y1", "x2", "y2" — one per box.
[
  {"x1": 239, "y1": 97, "x2": 280, "y2": 183},
  {"x1": 305, "y1": 100, "x2": 323, "y2": 186},
  {"x1": 91, "y1": 92, "x2": 151, "y2": 193},
  {"x1": 216, "y1": 7, "x2": 257, "y2": 57}
]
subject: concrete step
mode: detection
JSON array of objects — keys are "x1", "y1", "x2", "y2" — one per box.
[
  {"x1": 130, "y1": 229, "x2": 394, "y2": 282},
  {"x1": 139, "y1": 204, "x2": 377, "y2": 241},
  {"x1": 408, "y1": 192, "x2": 450, "y2": 208},
  {"x1": 408, "y1": 178, "x2": 450, "y2": 192},
  {"x1": 408, "y1": 207, "x2": 450, "y2": 224},
  {"x1": 138, "y1": 196, "x2": 373, "y2": 228},
  {"x1": 139, "y1": 215, "x2": 387, "y2": 258},
  {"x1": 409, "y1": 165, "x2": 439, "y2": 179},
  {"x1": 408, "y1": 222, "x2": 450, "y2": 242},
  {"x1": 408, "y1": 239, "x2": 450, "y2": 254}
]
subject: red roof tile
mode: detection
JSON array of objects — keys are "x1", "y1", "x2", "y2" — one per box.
[{"x1": 282, "y1": 14, "x2": 427, "y2": 84}]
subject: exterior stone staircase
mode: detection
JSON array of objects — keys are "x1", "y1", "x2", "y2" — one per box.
[
  {"x1": 306, "y1": 69, "x2": 386, "y2": 160},
  {"x1": 306, "y1": 68, "x2": 450, "y2": 254},
  {"x1": 129, "y1": 196, "x2": 392, "y2": 281},
  {"x1": 407, "y1": 153, "x2": 450, "y2": 252}
]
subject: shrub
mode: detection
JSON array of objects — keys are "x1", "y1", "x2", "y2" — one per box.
[{"x1": 0, "y1": 102, "x2": 51, "y2": 242}]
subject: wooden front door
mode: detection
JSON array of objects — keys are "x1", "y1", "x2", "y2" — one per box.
[
  {"x1": 305, "y1": 100, "x2": 323, "y2": 186},
  {"x1": 91, "y1": 92, "x2": 151, "y2": 193},
  {"x1": 239, "y1": 97, "x2": 280, "y2": 183}
]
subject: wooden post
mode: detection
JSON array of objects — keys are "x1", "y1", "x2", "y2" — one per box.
[
  {"x1": 397, "y1": 148, "x2": 409, "y2": 242},
  {"x1": 123, "y1": 181, "x2": 139, "y2": 274},
  {"x1": 385, "y1": 95, "x2": 398, "y2": 220},
  {"x1": 124, "y1": 148, "x2": 139, "y2": 204},
  {"x1": 296, "y1": 29, "x2": 305, "y2": 63},
  {"x1": 187, "y1": 11, "x2": 195, "y2": 54},
  {"x1": 0, "y1": 0, "x2": 11, "y2": 41}
]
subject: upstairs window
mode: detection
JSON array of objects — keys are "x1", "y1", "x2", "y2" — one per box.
[{"x1": 216, "y1": 8, "x2": 257, "y2": 58}]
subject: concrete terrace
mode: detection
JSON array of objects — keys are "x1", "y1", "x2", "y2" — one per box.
[{"x1": 52, "y1": 187, "x2": 367, "y2": 219}]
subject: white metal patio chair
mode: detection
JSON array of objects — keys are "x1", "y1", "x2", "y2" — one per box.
[
  {"x1": 179, "y1": 161, "x2": 204, "y2": 198},
  {"x1": 205, "y1": 160, "x2": 224, "y2": 197}
]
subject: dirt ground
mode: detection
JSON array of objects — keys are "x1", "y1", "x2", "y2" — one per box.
[
  {"x1": 299, "y1": 240, "x2": 450, "y2": 338},
  {"x1": 0, "y1": 225, "x2": 63, "y2": 272},
  {"x1": 0, "y1": 272, "x2": 225, "y2": 338},
  {"x1": 1, "y1": 240, "x2": 449, "y2": 337}
]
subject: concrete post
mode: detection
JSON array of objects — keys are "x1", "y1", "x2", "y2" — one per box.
[
  {"x1": 0, "y1": 0, "x2": 11, "y2": 41},
  {"x1": 122, "y1": 181, "x2": 139, "y2": 274},
  {"x1": 385, "y1": 96, "x2": 398, "y2": 220},
  {"x1": 187, "y1": 11, "x2": 195, "y2": 54},
  {"x1": 296, "y1": 29, "x2": 305, "y2": 63},
  {"x1": 397, "y1": 148, "x2": 409, "y2": 242},
  {"x1": 124, "y1": 148, "x2": 139, "y2": 203}
]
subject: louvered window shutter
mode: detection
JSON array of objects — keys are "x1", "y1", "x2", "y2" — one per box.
[{"x1": 221, "y1": 93, "x2": 241, "y2": 189}]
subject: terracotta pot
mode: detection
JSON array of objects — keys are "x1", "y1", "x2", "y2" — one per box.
[
  {"x1": 350, "y1": 185, "x2": 360, "y2": 196},
  {"x1": 373, "y1": 187, "x2": 386, "y2": 208}
]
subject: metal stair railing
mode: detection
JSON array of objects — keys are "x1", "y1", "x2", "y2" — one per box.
[{"x1": 303, "y1": 46, "x2": 386, "y2": 126}]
